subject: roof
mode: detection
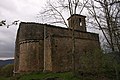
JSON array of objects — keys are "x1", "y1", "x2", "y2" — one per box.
[
  {"x1": 19, "y1": 22, "x2": 98, "y2": 35},
  {"x1": 67, "y1": 14, "x2": 86, "y2": 20}
]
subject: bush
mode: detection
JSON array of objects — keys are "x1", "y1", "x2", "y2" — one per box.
[
  {"x1": 0, "y1": 64, "x2": 14, "y2": 77},
  {"x1": 0, "y1": 66, "x2": 2, "y2": 75}
]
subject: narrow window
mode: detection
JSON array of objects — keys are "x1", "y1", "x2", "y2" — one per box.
[{"x1": 79, "y1": 18, "x2": 82, "y2": 26}]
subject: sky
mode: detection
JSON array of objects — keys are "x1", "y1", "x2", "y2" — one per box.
[
  {"x1": 0, "y1": 0, "x2": 101, "y2": 59},
  {"x1": 0, "y1": 0, "x2": 46, "y2": 59}
]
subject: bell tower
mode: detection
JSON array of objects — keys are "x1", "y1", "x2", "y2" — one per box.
[{"x1": 67, "y1": 14, "x2": 86, "y2": 32}]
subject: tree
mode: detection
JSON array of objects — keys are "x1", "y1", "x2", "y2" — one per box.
[
  {"x1": 39, "y1": 0, "x2": 89, "y2": 74},
  {"x1": 86, "y1": 0, "x2": 120, "y2": 53},
  {"x1": 0, "y1": 20, "x2": 19, "y2": 28},
  {"x1": 0, "y1": 20, "x2": 6, "y2": 26},
  {"x1": 39, "y1": 0, "x2": 120, "y2": 53},
  {"x1": 39, "y1": 0, "x2": 88, "y2": 27},
  {"x1": 85, "y1": 1, "x2": 120, "y2": 79}
]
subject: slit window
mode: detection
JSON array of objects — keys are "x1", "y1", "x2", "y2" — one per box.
[{"x1": 79, "y1": 18, "x2": 82, "y2": 26}]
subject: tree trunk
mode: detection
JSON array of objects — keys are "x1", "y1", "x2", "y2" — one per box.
[{"x1": 72, "y1": 27, "x2": 75, "y2": 74}]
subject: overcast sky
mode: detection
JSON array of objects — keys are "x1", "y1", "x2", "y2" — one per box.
[
  {"x1": 0, "y1": 0, "x2": 101, "y2": 59},
  {"x1": 0, "y1": 0, "x2": 46, "y2": 58}
]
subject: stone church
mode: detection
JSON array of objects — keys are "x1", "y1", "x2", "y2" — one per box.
[{"x1": 14, "y1": 14, "x2": 100, "y2": 73}]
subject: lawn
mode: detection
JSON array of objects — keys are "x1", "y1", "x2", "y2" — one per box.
[
  {"x1": 0, "y1": 71, "x2": 118, "y2": 80},
  {"x1": 18, "y1": 72, "x2": 80, "y2": 80}
]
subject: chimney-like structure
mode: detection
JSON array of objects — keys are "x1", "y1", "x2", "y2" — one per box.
[{"x1": 67, "y1": 14, "x2": 86, "y2": 32}]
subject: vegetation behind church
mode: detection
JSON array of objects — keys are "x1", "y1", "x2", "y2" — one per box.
[{"x1": 0, "y1": 50, "x2": 120, "y2": 80}]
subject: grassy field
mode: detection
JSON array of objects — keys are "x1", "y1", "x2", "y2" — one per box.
[
  {"x1": 16, "y1": 72, "x2": 80, "y2": 80},
  {"x1": 0, "y1": 71, "x2": 119, "y2": 80},
  {"x1": 0, "y1": 72, "x2": 80, "y2": 80}
]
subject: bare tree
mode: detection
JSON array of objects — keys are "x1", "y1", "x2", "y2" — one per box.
[
  {"x1": 38, "y1": 0, "x2": 88, "y2": 27},
  {"x1": 39, "y1": 0, "x2": 89, "y2": 74},
  {"x1": 0, "y1": 20, "x2": 19, "y2": 28},
  {"x1": 0, "y1": 20, "x2": 6, "y2": 26},
  {"x1": 86, "y1": 0, "x2": 120, "y2": 53},
  {"x1": 86, "y1": 1, "x2": 120, "y2": 79}
]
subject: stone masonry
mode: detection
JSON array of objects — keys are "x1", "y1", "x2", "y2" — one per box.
[{"x1": 14, "y1": 14, "x2": 100, "y2": 73}]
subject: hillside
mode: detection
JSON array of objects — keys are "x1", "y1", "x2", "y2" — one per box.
[{"x1": 0, "y1": 59, "x2": 14, "y2": 67}]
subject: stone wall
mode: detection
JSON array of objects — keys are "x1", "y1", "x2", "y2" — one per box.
[
  {"x1": 43, "y1": 24, "x2": 100, "y2": 72},
  {"x1": 14, "y1": 22, "x2": 100, "y2": 73},
  {"x1": 19, "y1": 40, "x2": 44, "y2": 72},
  {"x1": 68, "y1": 14, "x2": 86, "y2": 31},
  {"x1": 15, "y1": 22, "x2": 44, "y2": 73},
  {"x1": 46, "y1": 35, "x2": 100, "y2": 72}
]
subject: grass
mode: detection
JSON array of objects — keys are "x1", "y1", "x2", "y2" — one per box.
[
  {"x1": 0, "y1": 76, "x2": 10, "y2": 80},
  {"x1": 18, "y1": 72, "x2": 80, "y2": 80},
  {"x1": 0, "y1": 71, "x2": 118, "y2": 80},
  {"x1": 0, "y1": 72, "x2": 78, "y2": 80}
]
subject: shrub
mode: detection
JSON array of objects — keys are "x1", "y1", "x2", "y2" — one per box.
[
  {"x1": 1, "y1": 64, "x2": 14, "y2": 77},
  {"x1": 0, "y1": 66, "x2": 2, "y2": 75}
]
